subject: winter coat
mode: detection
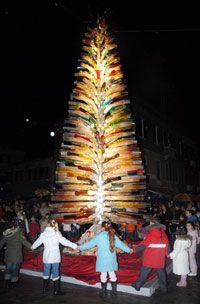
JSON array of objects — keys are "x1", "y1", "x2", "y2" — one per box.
[
  {"x1": 186, "y1": 215, "x2": 198, "y2": 223},
  {"x1": 134, "y1": 223, "x2": 169, "y2": 268},
  {"x1": 29, "y1": 222, "x2": 40, "y2": 239},
  {"x1": 187, "y1": 229, "x2": 199, "y2": 254},
  {"x1": 0, "y1": 227, "x2": 31, "y2": 263},
  {"x1": 79, "y1": 230, "x2": 131, "y2": 272},
  {"x1": 170, "y1": 237, "x2": 191, "y2": 275},
  {"x1": 31, "y1": 227, "x2": 77, "y2": 263}
]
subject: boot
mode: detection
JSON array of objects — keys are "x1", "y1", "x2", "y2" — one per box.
[
  {"x1": 111, "y1": 281, "x2": 117, "y2": 297},
  {"x1": 131, "y1": 282, "x2": 140, "y2": 291},
  {"x1": 4, "y1": 279, "x2": 11, "y2": 289},
  {"x1": 43, "y1": 278, "x2": 50, "y2": 293},
  {"x1": 10, "y1": 277, "x2": 19, "y2": 288},
  {"x1": 100, "y1": 282, "x2": 107, "y2": 299},
  {"x1": 10, "y1": 281, "x2": 19, "y2": 288},
  {"x1": 53, "y1": 279, "x2": 65, "y2": 296},
  {"x1": 176, "y1": 276, "x2": 187, "y2": 287}
]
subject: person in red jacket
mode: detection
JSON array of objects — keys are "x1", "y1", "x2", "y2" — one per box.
[
  {"x1": 131, "y1": 217, "x2": 169, "y2": 293},
  {"x1": 28, "y1": 215, "x2": 40, "y2": 243}
]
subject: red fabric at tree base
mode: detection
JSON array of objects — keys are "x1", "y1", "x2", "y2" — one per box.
[{"x1": 22, "y1": 251, "x2": 164, "y2": 285}]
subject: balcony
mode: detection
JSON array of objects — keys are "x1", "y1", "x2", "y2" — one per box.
[{"x1": 164, "y1": 146, "x2": 176, "y2": 160}]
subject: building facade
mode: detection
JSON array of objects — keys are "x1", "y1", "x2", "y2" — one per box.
[
  {"x1": 133, "y1": 103, "x2": 200, "y2": 196},
  {"x1": 0, "y1": 147, "x2": 55, "y2": 199}
]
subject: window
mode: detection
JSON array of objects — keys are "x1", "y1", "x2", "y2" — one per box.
[
  {"x1": 19, "y1": 171, "x2": 23, "y2": 181},
  {"x1": 28, "y1": 169, "x2": 32, "y2": 181},
  {"x1": 180, "y1": 168, "x2": 184, "y2": 184},
  {"x1": 169, "y1": 134, "x2": 176, "y2": 148},
  {"x1": 44, "y1": 167, "x2": 49, "y2": 179},
  {"x1": 154, "y1": 126, "x2": 160, "y2": 145},
  {"x1": 15, "y1": 171, "x2": 18, "y2": 181},
  {"x1": 39, "y1": 167, "x2": 49, "y2": 180},
  {"x1": 179, "y1": 141, "x2": 182, "y2": 155},
  {"x1": 33, "y1": 168, "x2": 38, "y2": 180},
  {"x1": 142, "y1": 119, "x2": 147, "y2": 138},
  {"x1": 136, "y1": 118, "x2": 147, "y2": 138},
  {"x1": 136, "y1": 117, "x2": 142, "y2": 137},
  {"x1": 169, "y1": 163, "x2": 172, "y2": 180},
  {"x1": 39, "y1": 167, "x2": 44, "y2": 180},
  {"x1": 166, "y1": 164, "x2": 169, "y2": 180},
  {"x1": 163, "y1": 132, "x2": 169, "y2": 147},
  {"x1": 15, "y1": 170, "x2": 23, "y2": 182},
  {"x1": 156, "y1": 160, "x2": 161, "y2": 180},
  {"x1": 173, "y1": 166, "x2": 178, "y2": 182}
]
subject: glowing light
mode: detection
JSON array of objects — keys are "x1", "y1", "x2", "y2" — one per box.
[{"x1": 50, "y1": 131, "x2": 55, "y2": 137}]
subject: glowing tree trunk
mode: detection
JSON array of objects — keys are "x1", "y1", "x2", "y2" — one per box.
[{"x1": 52, "y1": 19, "x2": 146, "y2": 224}]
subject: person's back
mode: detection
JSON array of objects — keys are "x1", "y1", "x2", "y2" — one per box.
[
  {"x1": 35, "y1": 226, "x2": 63, "y2": 264},
  {"x1": 29, "y1": 216, "x2": 40, "y2": 242},
  {"x1": 31, "y1": 219, "x2": 77, "y2": 295},
  {"x1": 142, "y1": 224, "x2": 168, "y2": 268},
  {"x1": 0, "y1": 219, "x2": 31, "y2": 286},
  {"x1": 79, "y1": 221, "x2": 131, "y2": 298},
  {"x1": 169, "y1": 232, "x2": 191, "y2": 287},
  {"x1": 3, "y1": 227, "x2": 24, "y2": 260},
  {"x1": 170, "y1": 237, "x2": 191, "y2": 274},
  {"x1": 131, "y1": 218, "x2": 169, "y2": 293}
]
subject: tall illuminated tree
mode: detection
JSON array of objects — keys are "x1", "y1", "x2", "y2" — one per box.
[{"x1": 52, "y1": 19, "x2": 146, "y2": 224}]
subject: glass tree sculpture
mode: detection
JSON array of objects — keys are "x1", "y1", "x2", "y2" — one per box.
[{"x1": 52, "y1": 19, "x2": 146, "y2": 225}]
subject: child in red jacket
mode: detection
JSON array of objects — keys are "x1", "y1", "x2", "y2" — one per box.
[
  {"x1": 28, "y1": 215, "x2": 40, "y2": 243},
  {"x1": 131, "y1": 217, "x2": 169, "y2": 293}
]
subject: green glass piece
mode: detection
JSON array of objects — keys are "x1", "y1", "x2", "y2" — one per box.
[
  {"x1": 108, "y1": 118, "x2": 125, "y2": 127},
  {"x1": 89, "y1": 115, "x2": 96, "y2": 124},
  {"x1": 101, "y1": 98, "x2": 113, "y2": 108}
]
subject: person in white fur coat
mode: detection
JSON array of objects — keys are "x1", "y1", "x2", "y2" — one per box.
[
  {"x1": 169, "y1": 230, "x2": 191, "y2": 287},
  {"x1": 31, "y1": 219, "x2": 77, "y2": 295}
]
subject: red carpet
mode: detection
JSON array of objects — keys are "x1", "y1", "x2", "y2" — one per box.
[{"x1": 22, "y1": 250, "x2": 160, "y2": 285}]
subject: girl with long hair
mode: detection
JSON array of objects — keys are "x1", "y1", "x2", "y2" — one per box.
[
  {"x1": 79, "y1": 221, "x2": 132, "y2": 299},
  {"x1": 31, "y1": 219, "x2": 77, "y2": 295},
  {"x1": 169, "y1": 229, "x2": 191, "y2": 287}
]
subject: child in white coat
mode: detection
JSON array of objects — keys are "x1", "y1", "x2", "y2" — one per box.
[
  {"x1": 186, "y1": 221, "x2": 199, "y2": 276},
  {"x1": 169, "y1": 230, "x2": 191, "y2": 287},
  {"x1": 31, "y1": 219, "x2": 77, "y2": 295}
]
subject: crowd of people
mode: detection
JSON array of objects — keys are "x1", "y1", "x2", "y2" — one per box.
[
  {"x1": 0, "y1": 199, "x2": 83, "y2": 241},
  {"x1": 0, "y1": 197, "x2": 200, "y2": 298}
]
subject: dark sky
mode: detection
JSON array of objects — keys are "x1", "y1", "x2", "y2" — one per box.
[{"x1": 1, "y1": 0, "x2": 200, "y2": 158}]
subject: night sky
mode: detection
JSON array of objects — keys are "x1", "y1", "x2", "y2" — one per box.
[{"x1": 1, "y1": 1, "x2": 200, "y2": 158}]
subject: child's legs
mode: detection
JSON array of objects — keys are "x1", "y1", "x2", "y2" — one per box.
[
  {"x1": 43, "y1": 263, "x2": 51, "y2": 279},
  {"x1": 156, "y1": 268, "x2": 167, "y2": 290},
  {"x1": 196, "y1": 244, "x2": 200, "y2": 268},
  {"x1": 108, "y1": 271, "x2": 117, "y2": 282},
  {"x1": 134, "y1": 266, "x2": 152, "y2": 288},
  {"x1": 189, "y1": 252, "x2": 197, "y2": 274},
  {"x1": 52, "y1": 263, "x2": 60, "y2": 281},
  {"x1": 5, "y1": 263, "x2": 13, "y2": 281},
  {"x1": 100, "y1": 272, "x2": 108, "y2": 283},
  {"x1": 177, "y1": 275, "x2": 187, "y2": 287},
  {"x1": 10, "y1": 262, "x2": 21, "y2": 282},
  {"x1": 181, "y1": 275, "x2": 187, "y2": 282}
]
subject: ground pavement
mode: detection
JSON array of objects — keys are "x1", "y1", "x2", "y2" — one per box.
[{"x1": 0, "y1": 271, "x2": 199, "y2": 304}]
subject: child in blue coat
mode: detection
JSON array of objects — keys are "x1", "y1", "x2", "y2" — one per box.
[{"x1": 79, "y1": 221, "x2": 132, "y2": 298}]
